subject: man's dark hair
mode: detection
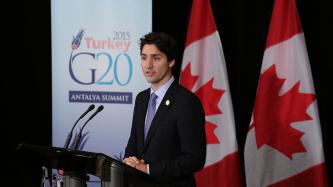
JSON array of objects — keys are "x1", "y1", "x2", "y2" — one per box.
[{"x1": 139, "y1": 32, "x2": 177, "y2": 62}]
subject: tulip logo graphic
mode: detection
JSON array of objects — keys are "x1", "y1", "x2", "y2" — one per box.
[{"x1": 71, "y1": 29, "x2": 85, "y2": 50}]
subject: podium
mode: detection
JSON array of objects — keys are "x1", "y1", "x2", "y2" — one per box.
[{"x1": 17, "y1": 143, "x2": 166, "y2": 187}]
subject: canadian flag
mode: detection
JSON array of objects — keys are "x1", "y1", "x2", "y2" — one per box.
[
  {"x1": 180, "y1": 0, "x2": 243, "y2": 186},
  {"x1": 244, "y1": 0, "x2": 329, "y2": 186}
]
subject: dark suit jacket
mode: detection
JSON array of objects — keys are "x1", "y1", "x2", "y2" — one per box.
[{"x1": 125, "y1": 81, "x2": 206, "y2": 187}]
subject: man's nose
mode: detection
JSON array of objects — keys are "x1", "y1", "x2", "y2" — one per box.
[{"x1": 146, "y1": 58, "x2": 153, "y2": 68}]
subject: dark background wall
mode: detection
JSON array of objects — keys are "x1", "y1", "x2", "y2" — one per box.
[{"x1": 5, "y1": 0, "x2": 332, "y2": 186}]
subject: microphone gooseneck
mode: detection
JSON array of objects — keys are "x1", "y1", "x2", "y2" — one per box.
[
  {"x1": 63, "y1": 104, "x2": 95, "y2": 149},
  {"x1": 72, "y1": 105, "x2": 104, "y2": 150}
]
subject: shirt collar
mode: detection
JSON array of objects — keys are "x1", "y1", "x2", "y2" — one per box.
[{"x1": 150, "y1": 76, "x2": 175, "y2": 99}]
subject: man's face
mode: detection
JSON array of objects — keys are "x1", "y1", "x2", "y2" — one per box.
[{"x1": 141, "y1": 44, "x2": 175, "y2": 90}]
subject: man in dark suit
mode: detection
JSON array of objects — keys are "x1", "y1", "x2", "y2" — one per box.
[{"x1": 123, "y1": 32, "x2": 206, "y2": 187}]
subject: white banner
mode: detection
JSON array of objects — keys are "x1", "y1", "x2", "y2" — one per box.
[{"x1": 51, "y1": 1, "x2": 151, "y2": 184}]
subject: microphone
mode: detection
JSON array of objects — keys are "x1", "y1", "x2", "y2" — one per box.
[
  {"x1": 72, "y1": 105, "x2": 104, "y2": 150},
  {"x1": 63, "y1": 104, "x2": 95, "y2": 149}
]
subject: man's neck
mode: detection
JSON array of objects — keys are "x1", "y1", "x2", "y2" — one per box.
[{"x1": 151, "y1": 73, "x2": 173, "y2": 91}]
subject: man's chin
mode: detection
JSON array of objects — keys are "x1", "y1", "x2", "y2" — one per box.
[{"x1": 145, "y1": 77, "x2": 157, "y2": 84}]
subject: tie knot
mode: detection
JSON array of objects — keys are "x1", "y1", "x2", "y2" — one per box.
[{"x1": 150, "y1": 93, "x2": 158, "y2": 102}]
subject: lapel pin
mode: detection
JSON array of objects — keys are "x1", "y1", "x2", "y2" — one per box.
[{"x1": 165, "y1": 100, "x2": 170, "y2": 106}]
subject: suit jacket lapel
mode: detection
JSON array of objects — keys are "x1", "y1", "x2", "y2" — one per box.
[{"x1": 143, "y1": 81, "x2": 179, "y2": 150}]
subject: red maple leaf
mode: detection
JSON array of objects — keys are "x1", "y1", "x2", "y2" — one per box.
[
  {"x1": 205, "y1": 121, "x2": 220, "y2": 144},
  {"x1": 252, "y1": 65, "x2": 316, "y2": 159},
  {"x1": 180, "y1": 63, "x2": 198, "y2": 91},
  {"x1": 194, "y1": 78, "x2": 224, "y2": 116},
  {"x1": 180, "y1": 63, "x2": 224, "y2": 144}
]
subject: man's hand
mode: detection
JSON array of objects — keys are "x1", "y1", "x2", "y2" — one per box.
[
  {"x1": 123, "y1": 156, "x2": 139, "y2": 167},
  {"x1": 123, "y1": 157, "x2": 148, "y2": 173},
  {"x1": 135, "y1": 159, "x2": 148, "y2": 173}
]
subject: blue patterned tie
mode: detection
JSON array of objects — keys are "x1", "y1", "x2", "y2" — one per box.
[{"x1": 145, "y1": 93, "x2": 158, "y2": 140}]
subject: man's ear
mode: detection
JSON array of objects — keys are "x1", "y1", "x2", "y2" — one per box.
[{"x1": 169, "y1": 60, "x2": 175, "y2": 68}]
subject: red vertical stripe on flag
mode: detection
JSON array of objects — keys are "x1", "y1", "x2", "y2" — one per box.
[
  {"x1": 268, "y1": 163, "x2": 328, "y2": 187},
  {"x1": 195, "y1": 152, "x2": 243, "y2": 187},
  {"x1": 266, "y1": 0, "x2": 302, "y2": 48},
  {"x1": 185, "y1": 0, "x2": 217, "y2": 47}
]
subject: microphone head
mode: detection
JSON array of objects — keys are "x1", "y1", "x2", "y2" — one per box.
[
  {"x1": 97, "y1": 105, "x2": 104, "y2": 112},
  {"x1": 79, "y1": 104, "x2": 96, "y2": 119},
  {"x1": 88, "y1": 104, "x2": 95, "y2": 111}
]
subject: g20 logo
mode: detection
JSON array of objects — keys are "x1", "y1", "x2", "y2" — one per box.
[
  {"x1": 69, "y1": 52, "x2": 133, "y2": 86},
  {"x1": 69, "y1": 29, "x2": 132, "y2": 86}
]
